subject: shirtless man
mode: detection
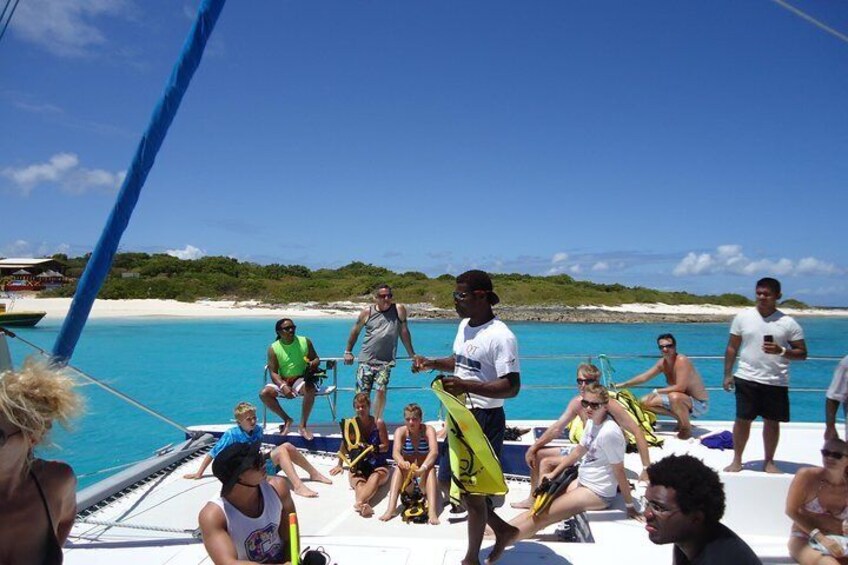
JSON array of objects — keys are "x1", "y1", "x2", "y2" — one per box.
[
  {"x1": 616, "y1": 333, "x2": 709, "y2": 440},
  {"x1": 511, "y1": 362, "x2": 652, "y2": 510}
]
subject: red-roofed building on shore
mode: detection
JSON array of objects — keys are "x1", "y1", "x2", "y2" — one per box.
[{"x1": 0, "y1": 258, "x2": 68, "y2": 291}]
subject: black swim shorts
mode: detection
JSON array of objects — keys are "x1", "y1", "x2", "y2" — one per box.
[{"x1": 734, "y1": 377, "x2": 790, "y2": 422}]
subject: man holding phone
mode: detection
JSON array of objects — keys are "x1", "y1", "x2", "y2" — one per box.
[{"x1": 723, "y1": 277, "x2": 807, "y2": 473}]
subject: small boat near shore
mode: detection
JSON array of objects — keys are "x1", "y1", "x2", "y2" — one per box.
[{"x1": 0, "y1": 301, "x2": 46, "y2": 327}]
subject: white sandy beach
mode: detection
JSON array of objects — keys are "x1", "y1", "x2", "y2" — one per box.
[
  {"x1": 577, "y1": 303, "x2": 848, "y2": 318},
  {"x1": 10, "y1": 297, "x2": 361, "y2": 320},
  {"x1": 7, "y1": 297, "x2": 848, "y2": 321}
]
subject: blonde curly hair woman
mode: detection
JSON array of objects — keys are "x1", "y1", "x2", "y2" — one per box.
[{"x1": 0, "y1": 359, "x2": 82, "y2": 564}]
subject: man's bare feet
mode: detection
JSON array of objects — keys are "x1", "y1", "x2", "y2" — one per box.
[
  {"x1": 183, "y1": 472, "x2": 202, "y2": 479},
  {"x1": 723, "y1": 461, "x2": 743, "y2": 472},
  {"x1": 486, "y1": 523, "x2": 519, "y2": 564},
  {"x1": 293, "y1": 485, "x2": 319, "y2": 498},
  {"x1": 299, "y1": 426, "x2": 314, "y2": 441},
  {"x1": 509, "y1": 497, "x2": 533, "y2": 510},
  {"x1": 428, "y1": 512, "x2": 441, "y2": 525},
  {"x1": 359, "y1": 503, "x2": 374, "y2": 518},
  {"x1": 677, "y1": 427, "x2": 692, "y2": 440},
  {"x1": 309, "y1": 472, "x2": 333, "y2": 484},
  {"x1": 764, "y1": 461, "x2": 782, "y2": 474},
  {"x1": 279, "y1": 418, "x2": 293, "y2": 436},
  {"x1": 379, "y1": 510, "x2": 396, "y2": 522}
]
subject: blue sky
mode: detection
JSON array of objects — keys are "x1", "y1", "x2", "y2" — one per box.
[{"x1": 2, "y1": 1, "x2": 847, "y2": 305}]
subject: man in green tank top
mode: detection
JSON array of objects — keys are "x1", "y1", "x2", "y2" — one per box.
[{"x1": 260, "y1": 318, "x2": 321, "y2": 440}]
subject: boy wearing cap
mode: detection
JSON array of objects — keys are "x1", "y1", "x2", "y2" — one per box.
[
  {"x1": 199, "y1": 442, "x2": 298, "y2": 564},
  {"x1": 413, "y1": 269, "x2": 520, "y2": 565}
]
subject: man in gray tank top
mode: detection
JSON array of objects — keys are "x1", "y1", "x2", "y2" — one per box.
[{"x1": 344, "y1": 284, "x2": 416, "y2": 420}]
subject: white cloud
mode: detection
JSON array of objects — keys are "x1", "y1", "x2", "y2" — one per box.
[
  {"x1": 12, "y1": 0, "x2": 136, "y2": 58},
  {"x1": 1, "y1": 240, "x2": 75, "y2": 258},
  {"x1": 2, "y1": 240, "x2": 32, "y2": 256},
  {"x1": 569, "y1": 264, "x2": 582, "y2": 274},
  {"x1": 552, "y1": 252, "x2": 569, "y2": 264},
  {"x1": 3, "y1": 153, "x2": 125, "y2": 196},
  {"x1": 592, "y1": 261, "x2": 609, "y2": 272},
  {"x1": 673, "y1": 245, "x2": 842, "y2": 277},
  {"x1": 796, "y1": 257, "x2": 839, "y2": 275},
  {"x1": 166, "y1": 245, "x2": 205, "y2": 260}
]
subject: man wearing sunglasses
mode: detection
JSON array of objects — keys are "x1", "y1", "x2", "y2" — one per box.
[
  {"x1": 615, "y1": 334, "x2": 709, "y2": 440},
  {"x1": 412, "y1": 269, "x2": 520, "y2": 565},
  {"x1": 343, "y1": 284, "x2": 416, "y2": 420},
  {"x1": 512, "y1": 363, "x2": 653, "y2": 509},
  {"x1": 260, "y1": 318, "x2": 321, "y2": 440},
  {"x1": 644, "y1": 454, "x2": 760, "y2": 564}
]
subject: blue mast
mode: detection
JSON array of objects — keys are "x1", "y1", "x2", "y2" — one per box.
[{"x1": 52, "y1": 0, "x2": 227, "y2": 363}]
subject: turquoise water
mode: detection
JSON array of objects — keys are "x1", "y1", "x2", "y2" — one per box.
[{"x1": 6, "y1": 316, "x2": 847, "y2": 488}]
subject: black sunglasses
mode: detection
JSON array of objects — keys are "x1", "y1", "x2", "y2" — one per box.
[
  {"x1": 280, "y1": 326, "x2": 296, "y2": 333},
  {"x1": 581, "y1": 399, "x2": 607, "y2": 410},
  {"x1": 821, "y1": 449, "x2": 846, "y2": 460},
  {"x1": 453, "y1": 290, "x2": 487, "y2": 301},
  {"x1": 0, "y1": 429, "x2": 22, "y2": 447},
  {"x1": 576, "y1": 378, "x2": 597, "y2": 385},
  {"x1": 377, "y1": 293, "x2": 393, "y2": 299},
  {"x1": 658, "y1": 343, "x2": 675, "y2": 350}
]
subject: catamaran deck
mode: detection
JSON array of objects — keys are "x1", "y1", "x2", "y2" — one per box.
[{"x1": 65, "y1": 419, "x2": 819, "y2": 564}]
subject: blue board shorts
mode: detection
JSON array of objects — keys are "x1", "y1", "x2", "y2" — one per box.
[{"x1": 657, "y1": 393, "x2": 709, "y2": 418}]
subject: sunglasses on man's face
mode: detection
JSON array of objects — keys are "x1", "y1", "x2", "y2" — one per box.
[
  {"x1": 576, "y1": 378, "x2": 597, "y2": 385},
  {"x1": 580, "y1": 399, "x2": 607, "y2": 410},
  {"x1": 377, "y1": 293, "x2": 393, "y2": 299},
  {"x1": 280, "y1": 326, "x2": 296, "y2": 333},
  {"x1": 453, "y1": 290, "x2": 486, "y2": 301},
  {"x1": 821, "y1": 449, "x2": 846, "y2": 460},
  {"x1": 658, "y1": 343, "x2": 675, "y2": 350}
]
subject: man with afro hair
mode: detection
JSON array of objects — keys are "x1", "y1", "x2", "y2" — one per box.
[{"x1": 644, "y1": 454, "x2": 761, "y2": 564}]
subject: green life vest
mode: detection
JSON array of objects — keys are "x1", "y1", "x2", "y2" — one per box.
[
  {"x1": 566, "y1": 389, "x2": 664, "y2": 448},
  {"x1": 271, "y1": 336, "x2": 309, "y2": 377}
]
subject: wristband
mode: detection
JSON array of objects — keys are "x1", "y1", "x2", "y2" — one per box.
[
  {"x1": 810, "y1": 528, "x2": 821, "y2": 539},
  {"x1": 779, "y1": 346, "x2": 787, "y2": 356},
  {"x1": 344, "y1": 350, "x2": 352, "y2": 355},
  {"x1": 625, "y1": 502, "x2": 635, "y2": 509}
]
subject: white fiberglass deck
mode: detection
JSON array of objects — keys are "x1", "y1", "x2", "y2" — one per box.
[{"x1": 65, "y1": 419, "x2": 821, "y2": 564}]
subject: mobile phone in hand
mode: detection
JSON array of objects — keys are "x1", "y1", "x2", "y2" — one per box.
[{"x1": 763, "y1": 335, "x2": 774, "y2": 343}]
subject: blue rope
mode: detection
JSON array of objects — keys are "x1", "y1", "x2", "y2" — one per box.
[{"x1": 52, "y1": 0, "x2": 227, "y2": 362}]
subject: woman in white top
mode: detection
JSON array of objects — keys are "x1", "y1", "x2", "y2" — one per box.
[{"x1": 488, "y1": 383, "x2": 638, "y2": 563}]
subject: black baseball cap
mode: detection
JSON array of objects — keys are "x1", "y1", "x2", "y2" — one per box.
[
  {"x1": 458, "y1": 269, "x2": 500, "y2": 305},
  {"x1": 212, "y1": 441, "x2": 263, "y2": 496}
]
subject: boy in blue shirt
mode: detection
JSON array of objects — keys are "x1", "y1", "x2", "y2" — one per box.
[{"x1": 185, "y1": 402, "x2": 263, "y2": 479}]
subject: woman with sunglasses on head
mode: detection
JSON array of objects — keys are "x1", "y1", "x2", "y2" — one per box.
[
  {"x1": 488, "y1": 382, "x2": 638, "y2": 563},
  {"x1": 787, "y1": 438, "x2": 848, "y2": 563},
  {"x1": 0, "y1": 360, "x2": 82, "y2": 565}
]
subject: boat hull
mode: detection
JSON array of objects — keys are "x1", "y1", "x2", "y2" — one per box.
[{"x1": 0, "y1": 311, "x2": 47, "y2": 327}]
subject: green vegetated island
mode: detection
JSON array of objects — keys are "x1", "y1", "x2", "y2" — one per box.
[{"x1": 35, "y1": 253, "x2": 808, "y2": 323}]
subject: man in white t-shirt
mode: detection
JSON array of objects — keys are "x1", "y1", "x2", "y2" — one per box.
[
  {"x1": 722, "y1": 277, "x2": 807, "y2": 473},
  {"x1": 413, "y1": 270, "x2": 520, "y2": 565},
  {"x1": 825, "y1": 356, "x2": 848, "y2": 440}
]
